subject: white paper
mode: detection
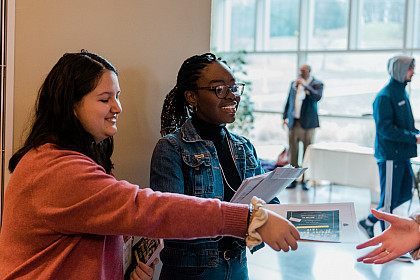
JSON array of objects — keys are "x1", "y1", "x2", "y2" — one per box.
[
  {"x1": 230, "y1": 166, "x2": 307, "y2": 204},
  {"x1": 265, "y1": 202, "x2": 360, "y2": 243}
]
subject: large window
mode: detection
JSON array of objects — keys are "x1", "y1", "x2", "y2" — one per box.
[
  {"x1": 211, "y1": 0, "x2": 420, "y2": 149},
  {"x1": 230, "y1": 0, "x2": 257, "y2": 51},
  {"x1": 359, "y1": 0, "x2": 405, "y2": 49},
  {"x1": 269, "y1": 0, "x2": 299, "y2": 50},
  {"x1": 416, "y1": 3, "x2": 420, "y2": 47},
  {"x1": 308, "y1": 0, "x2": 349, "y2": 50}
]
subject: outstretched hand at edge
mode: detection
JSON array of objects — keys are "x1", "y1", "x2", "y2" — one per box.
[{"x1": 356, "y1": 209, "x2": 420, "y2": 264}]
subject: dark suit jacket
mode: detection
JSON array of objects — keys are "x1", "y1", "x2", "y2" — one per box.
[{"x1": 283, "y1": 77, "x2": 323, "y2": 129}]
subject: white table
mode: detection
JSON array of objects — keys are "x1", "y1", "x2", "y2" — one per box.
[
  {"x1": 302, "y1": 142, "x2": 380, "y2": 200},
  {"x1": 247, "y1": 241, "x2": 420, "y2": 280},
  {"x1": 255, "y1": 144, "x2": 285, "y2": 162},
  {"x1": 409, "y1": 156, "x2": 420, "y2": 201}
]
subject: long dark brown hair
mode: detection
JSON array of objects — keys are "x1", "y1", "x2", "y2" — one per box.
[{"x1": 9, "y1": 51, "x2": 118, "y2": 174}]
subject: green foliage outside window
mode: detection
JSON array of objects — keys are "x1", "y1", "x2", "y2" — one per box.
[{"x1": 217, "y1": 51, "x2": 255, "y2": 137}]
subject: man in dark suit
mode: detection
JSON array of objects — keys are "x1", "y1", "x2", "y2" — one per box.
[{"x1": 283, "y1": 64, "x2": 323, "y2": 190}]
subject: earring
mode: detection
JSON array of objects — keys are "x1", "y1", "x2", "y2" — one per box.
[{"x1": 192, "y1": 105, "x2": 198, "y2": 113}]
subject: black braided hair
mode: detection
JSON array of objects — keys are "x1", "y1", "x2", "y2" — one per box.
[{"x1": 160, "y1": 53, "x2": 226, "y2": 136}]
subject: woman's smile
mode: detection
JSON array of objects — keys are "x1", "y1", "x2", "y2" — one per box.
[{"x1": 221, "y1": 104, "x2": 237, "y2": 114}]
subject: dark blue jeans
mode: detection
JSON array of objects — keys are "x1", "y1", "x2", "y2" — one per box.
[
  {"x1": 158, "y1": 250, "x2": 248, "y2": 280},
  {"x1": 368, "y1": 159, "x2": 414, "y2": 230}
]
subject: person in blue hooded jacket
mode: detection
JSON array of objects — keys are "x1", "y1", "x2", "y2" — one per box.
[{"x1": 359, "y1": 55, "x2": 420, "y2": 242}]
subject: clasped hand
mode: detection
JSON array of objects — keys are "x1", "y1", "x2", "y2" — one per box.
[
  {"x1": 257, "y1": 210, "x2": 300, "y2": 252},
  {"x1": 295, "y1": 77, "x2": 307, "y2": 88}
]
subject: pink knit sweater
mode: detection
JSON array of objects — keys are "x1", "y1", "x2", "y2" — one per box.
[{"x1": 0, "y1": 144, "x2": 248, "y2": 279}]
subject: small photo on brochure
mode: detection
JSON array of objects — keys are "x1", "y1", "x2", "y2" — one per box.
[
  {"x1": 287, "y1": 210, "x2": 340, "y2": 242},
  {"x1": 264, "y1": 202, "x2": 359, "y2": 243}
]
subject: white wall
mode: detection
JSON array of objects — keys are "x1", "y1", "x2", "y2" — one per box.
[{"x1": 14, "y1": 0, "x2": 211, "y2": 186}]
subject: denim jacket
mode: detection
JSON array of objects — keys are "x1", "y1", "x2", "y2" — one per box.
[{"x1": 150, "y1": 119, "x2": 266, "y2": 267}]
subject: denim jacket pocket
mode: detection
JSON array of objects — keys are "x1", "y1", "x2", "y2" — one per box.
[
  {"x1": 244, "y1": 151, "x2": 258, "y2": 178},
  {"x1": 181, "y1": 152, "x2": 214, "y2": 196}
]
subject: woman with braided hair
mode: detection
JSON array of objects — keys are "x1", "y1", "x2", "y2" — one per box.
[
  {"x1": 150, "y1": 53, "x2": 289, "y2": 280},
  {"x1": 159, "y1": 53, "x2": 222, "y2": 136}
]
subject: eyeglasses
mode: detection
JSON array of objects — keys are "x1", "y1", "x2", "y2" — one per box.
[{"x1": 197, "y1": 83, "x2": 245, "y2": 99}]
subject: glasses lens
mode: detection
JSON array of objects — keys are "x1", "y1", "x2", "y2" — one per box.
[
  {"x1": 234, "y1": 84, "x2": 244, "y2": 96},
  {"x1": 215, "y1": 85, "x2": 226, "y2": 98},
  {"x1": 213, "y1": 84, "x2": 245, "y2": 98}
]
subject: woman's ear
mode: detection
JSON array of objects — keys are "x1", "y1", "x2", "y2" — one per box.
[
  {"x1": 184, "y1": 91, "x2": 198, "y2": 107},
  {"x1": 73, "y1": 104, "x2": 79, "y2": 118}
]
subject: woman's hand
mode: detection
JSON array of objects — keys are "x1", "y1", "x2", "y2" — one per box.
[
  {"x1": 129, "y1": 258, "x2": 159, "y2": 280},
  {"x1": 356, "y1": 209, "x2": 420, "y2": 264},
  {"x1": 257, "y1": 209, "x2": 300, "y2": 252}
]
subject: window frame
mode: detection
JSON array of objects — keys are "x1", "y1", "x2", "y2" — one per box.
[{"x1": 211, "y1": 0, "x2": 420, "y2": 76}]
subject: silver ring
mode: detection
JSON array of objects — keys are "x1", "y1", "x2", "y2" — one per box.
[{"x1": 383, "y1": 249, "x2": 390, "y2": 255}]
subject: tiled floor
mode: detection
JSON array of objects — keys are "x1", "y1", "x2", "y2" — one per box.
[{"x1": 246, "y1": 182, "x2": 420, "y2": 280}]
